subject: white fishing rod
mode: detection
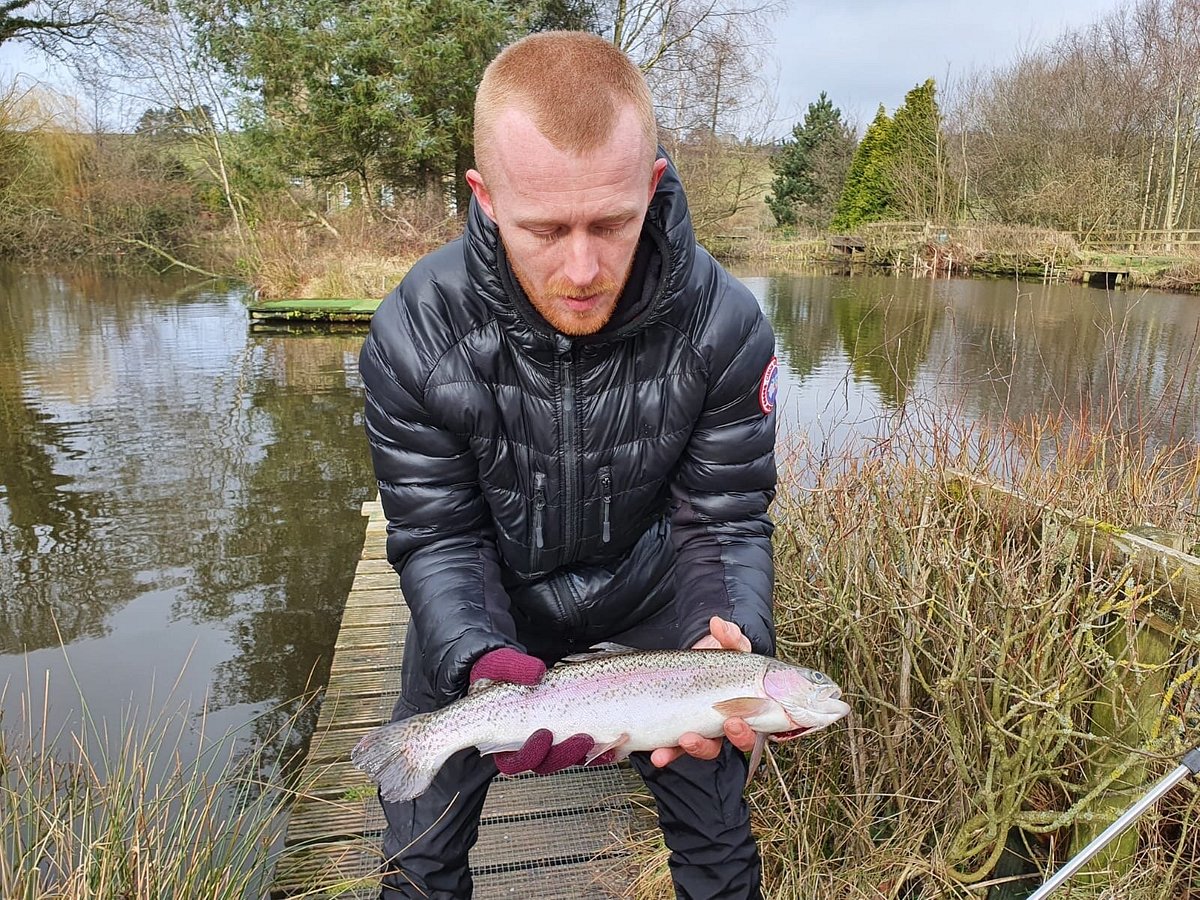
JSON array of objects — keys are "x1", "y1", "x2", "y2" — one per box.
[{"x1": 1027, "y1": 746, "x2": 1200, "y2": 900}]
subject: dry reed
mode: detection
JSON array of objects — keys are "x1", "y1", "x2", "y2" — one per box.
[
  {"x1": 0, "y1": 666, "x2": 323, "y2": 899},
  {"x1": 629, "y1": 407, "x2": 1199, "y2": 899}
]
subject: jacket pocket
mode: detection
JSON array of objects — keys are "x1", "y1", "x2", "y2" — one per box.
[
  {"x1": 599, "y1": 465, "x2": 612, "y2": 543},
  {"x1": 531, "y1": 471, "x2": 547, "y2": 568}
]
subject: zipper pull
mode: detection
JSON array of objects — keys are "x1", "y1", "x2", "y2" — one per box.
[
  {"x1": 533, "y1": 472, "x2": 546, "y2": 550},
  {"x1": 599, "y1": 467, "x2": 612, "y2": 543}
]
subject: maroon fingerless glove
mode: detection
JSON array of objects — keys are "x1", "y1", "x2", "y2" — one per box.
[
  {"x1": 468, "y1": 648, "x2": 603, "y2": 775},
  {"x1": 469, "y1": 647, "x2": 547, "y2": 687}
]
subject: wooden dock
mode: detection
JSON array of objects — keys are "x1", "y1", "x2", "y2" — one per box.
[
  {"x1": 1079, "y1": 265, "x2": 1131, "y2": 288},
  {"x1": 272, "y1": 499, "x2": 644, "y2": 899},
  {"x1": 248, "y1": 298, "x2": 381, "y2": 323}
]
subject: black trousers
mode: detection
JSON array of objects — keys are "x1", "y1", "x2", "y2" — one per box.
[{"x1": 377, "y1": 608, "x2": 763, "y2": 900}]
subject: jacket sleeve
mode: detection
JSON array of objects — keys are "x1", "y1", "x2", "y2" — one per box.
[
  {"x1": 359, "y1": 287, "x2": 518, "y2": 703},
  {"x1": 670, "y1": 278, "x2": 777, "y2": 656}
]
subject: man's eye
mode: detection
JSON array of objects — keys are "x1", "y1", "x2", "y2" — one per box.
[{"x1": 531, "y1": 230, "x2": 560, "y2": 243}]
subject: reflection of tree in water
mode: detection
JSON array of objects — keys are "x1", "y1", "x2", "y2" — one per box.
[
  {"x1": 930, "y1": 283, "x2": 1200, "y2": 450},
  {"x1": 763, "y1": 273, "x2": 943, "y2": 408},
  {"x1": 830, "y1": 277, "x2": 941, "y2": 407},
  {"x1": 2, "y1": 269, "x2": 377, "y2": 774},
  {"x1": 761, "y1": 275, "x2": 841, "y2": 380},
  {"x1": 175, "y1": 333, "x2": 376, "y2": 758},
  {"x1": 0, "y1": 269, "x2": 172, "y2": 652}
]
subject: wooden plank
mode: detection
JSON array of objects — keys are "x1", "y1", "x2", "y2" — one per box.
[
  {"x1": 472, "y1": 857, "x2": 630, "y2": 899},
  {"x1": 272, "y1": 839, "x2": 380, "y2": 896},
  {"x1": 286, "y1": 766, "x2": 638, "y2": 844},
  {"x1": 361, "y1": 541, "x2": 387, "y2": 561},
  {"x1": 339, "y1": 604, "x2": 405, "y2": 627},
  {"x1": 350, "y1": 571, "x2": 402, "y2": 592},
  {"x1": 315, "y1": 694, "x2": 399, "y2": 733},
  {"x1": 474, "y1": 808, "x2": 632, "y2": 873},
  {"x1": 274, "y1": 841, "x2": 631, "y2": 899},
  {"x1": 328, "y1": 645, "x2": 402, "y2": 674},
  {"x1": 343, "y1": 588, "x2": 405, "y2": 610},
  {"x1": 287, "y1": 795, "x2": 386, "y2": 843},
  {"x1": 309, "y1": 761, "x2": 377, "y2": 797},
  {"x1": 334, "y1": 622, "x2": 406, "y2": 650},
  {"x1": 327, "y1": 668, "x2": 402, "y2": 697},
  {"x1": 946, "y1": 471, "x2": 1200, "y2": 633},
  {"x1": 354, "y1": 557, "x2": 395, "y2": 576},
  {"x1": 308, "y1": 726, "x2": 375, "y2": 763}
]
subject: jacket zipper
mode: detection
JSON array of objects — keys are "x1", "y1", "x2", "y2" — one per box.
[
  {"x1": 559, "y1": 349, "x2": 581, "y2": 560},
  {"x1": 599, "y1": 465, "x2": 612, "y2": 543},
  {"x1": 531, "y1": 470, "x2": 546, "y2": 567}
]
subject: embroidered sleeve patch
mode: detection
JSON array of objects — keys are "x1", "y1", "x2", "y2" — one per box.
[{"x1": 758, "y1": 356, "x2": 779, "y2": 414}]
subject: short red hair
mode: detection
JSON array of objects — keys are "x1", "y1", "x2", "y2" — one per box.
[{"x1": 474, "y1": 31, "x2": 657, "y2": 178}]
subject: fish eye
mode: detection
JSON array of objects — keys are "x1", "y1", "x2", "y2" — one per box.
[{"x1": 806, "y1": 669, "x2": 829, "y2": 684}]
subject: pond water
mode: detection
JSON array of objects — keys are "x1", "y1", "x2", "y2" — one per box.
[{"x1": 1, "y1": 265, "x2": 1198, "y2": 757}]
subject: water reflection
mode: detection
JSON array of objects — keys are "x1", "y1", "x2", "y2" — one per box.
[
  {"x1": 745, "y1": 270, "x2": 1200, "y2": 450},
  {"x1": 1, "y1": 265, "x2": 1198, "y2": 761},
  {"x1": 0, "y1": 267, "x2": 375, "y2": 755}
]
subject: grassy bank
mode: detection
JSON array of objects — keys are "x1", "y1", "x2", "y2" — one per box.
[
  {"x1": 0, "y1": 675, "x2": 322, "y2": 898},
  {"x1": 718, "y1": 223, "x2": 1200, "y2": 292},
  {"x1": 631, "y1": 409, "x2": 1200, "y2": 898}
]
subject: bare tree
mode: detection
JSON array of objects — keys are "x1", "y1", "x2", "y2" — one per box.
[
  {"x1": 945, "y1": 0, "x2": 1200, "y2": 241},
  {"x1": 67, "y1": 0, "x2": 250, "y2": 249},
  {"x1": 1, "y1": 0, "x2": 145, "y2": 54}
]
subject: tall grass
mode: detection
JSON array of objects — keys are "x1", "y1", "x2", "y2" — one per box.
[
  {"x1": 631, "y1": 408, "x2": 1199, "y2": 899},
  {"x1": 0, "y1": 667, "x2": 318, "y2": 899}
]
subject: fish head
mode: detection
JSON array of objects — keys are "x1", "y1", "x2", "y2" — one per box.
[{"x1": 761, "y1": 661, "x2": 851, "y2": 741}]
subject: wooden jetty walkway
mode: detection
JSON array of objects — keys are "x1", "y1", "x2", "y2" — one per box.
[
  {"x1": 272, "y1": 498, "x2": 644, "y2": 899},
  {"x1": 248, "y1": 298, "x2": 381, "y2": 324}
]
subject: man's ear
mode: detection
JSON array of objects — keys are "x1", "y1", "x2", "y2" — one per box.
[
  {"x1": 647, "y1": 157, "x2": 668, "y2": 201},
  {"x1": 465, "y1": 169, "x2": 497, "y2": 222}
]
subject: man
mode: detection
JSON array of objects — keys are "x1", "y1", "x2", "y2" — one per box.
[{"x1": 359, "y1": 30, "x2": 778, "y2": 900}]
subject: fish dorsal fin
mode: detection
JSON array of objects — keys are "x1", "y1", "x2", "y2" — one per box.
[{"x1": 558, "y1": 642, "x2": 640, "y2": 665}]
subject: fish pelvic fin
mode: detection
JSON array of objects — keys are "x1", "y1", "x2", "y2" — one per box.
[
  {"x1": 746, "y1": 732, "x2": 766, "y2": 788},
  {"x1": 351, "y1": 715, "x2": 444, "y2": 803},
  {"x1": 584, "y1": 733, "x2": 631, "y2": 766}
]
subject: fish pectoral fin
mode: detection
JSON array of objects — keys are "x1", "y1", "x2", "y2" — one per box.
[
  {"x1": 558, "y1": 642, "x2": 640, "y2": 665},
  {"x1": 712, "y1": 697, "x2": 774, "y2": 719},
  {"x1": 584, "y1": 733, "x2": 630, "y2": 765}
]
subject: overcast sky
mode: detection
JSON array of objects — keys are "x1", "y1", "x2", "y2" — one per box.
[
  {"x1": 769, "y1": 0, "x2": 1122, "y2": 132},
  {"x1": 1, "y1": 0, "x2": 1124, "y2": 135}
]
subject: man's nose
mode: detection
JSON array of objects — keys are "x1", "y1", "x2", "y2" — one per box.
[{"x1": 561, "y1": 232, "x2": 600, "y2": 287}]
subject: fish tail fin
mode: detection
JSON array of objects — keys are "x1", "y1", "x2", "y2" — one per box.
[{"x1": 351, "y1": 714, "x2": 447, "y2": 803}]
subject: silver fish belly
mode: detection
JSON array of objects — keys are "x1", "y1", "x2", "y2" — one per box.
[{"x1": 352, "y1": 648, "x2": 850, "y2": 802}]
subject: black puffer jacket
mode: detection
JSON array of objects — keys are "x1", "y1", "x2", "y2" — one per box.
[{"x1": 360, "y1": 156, "x2": 777, "y2": 704}]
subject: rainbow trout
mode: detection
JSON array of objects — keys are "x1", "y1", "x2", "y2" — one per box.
[{"x1": 352, "y1": 646, "x2": 851, "y2": 802}]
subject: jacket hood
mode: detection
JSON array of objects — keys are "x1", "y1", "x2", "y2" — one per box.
[{"x1": 462, "y1": 149, "x2": 696, "y2": 349}]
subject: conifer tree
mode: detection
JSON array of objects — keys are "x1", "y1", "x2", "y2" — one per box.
[
  {"x1": 767, "y1": 92, "x2": 854, "y2": 228},
  {"x1": 832, "y1": 104, "x2": 894, "y2": 231},
  {"x1": 888, "y1": 78, "x2": 946, "y2": 222}
]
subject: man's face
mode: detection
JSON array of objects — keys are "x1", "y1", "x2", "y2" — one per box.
[{"x1": 467, "y1": 105, "x2": 668, "y2": 336}]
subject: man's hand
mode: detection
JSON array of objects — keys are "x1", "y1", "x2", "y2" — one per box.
[{"x1": 650, "y1": 616, "x2": 758, "y2": 768}]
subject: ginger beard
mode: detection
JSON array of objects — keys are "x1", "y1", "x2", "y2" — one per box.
[{"x1": 502, "y1": 233, "x2": 638, "y2": 336}]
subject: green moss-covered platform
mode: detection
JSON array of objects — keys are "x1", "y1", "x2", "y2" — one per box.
[{"x1": 247, "y1": 298, "x2": 381, "y2": 323}]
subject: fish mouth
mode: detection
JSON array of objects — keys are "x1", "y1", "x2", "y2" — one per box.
[{"x1": 769, "y1": 725, "x2": 811, "y2": 742}]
